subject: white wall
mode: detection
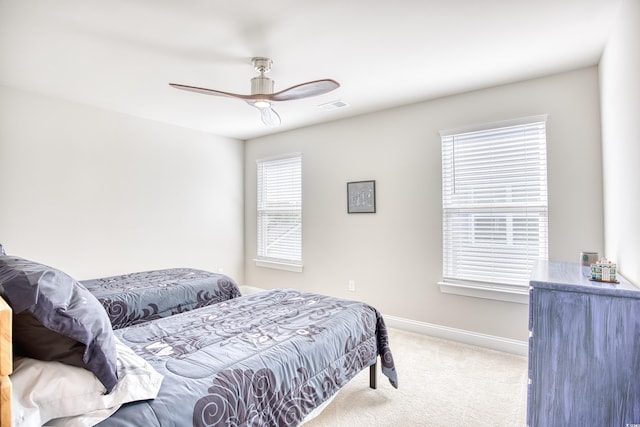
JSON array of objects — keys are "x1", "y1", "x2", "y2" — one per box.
[
  {"x1": 245, "y1": 67, "x2": 603, "y2": 342},
  {"x1": 599, "y1": 0, "x2": 640, "y2": 286},
  {"x1": 0, "y1": 64, "x2": 609, "y2": 344},
  {"x1": 0, "y1": 85, "x2": 245, "y2": 281}
]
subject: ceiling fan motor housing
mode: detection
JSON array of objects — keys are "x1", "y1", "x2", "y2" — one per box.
[
  {"x1": 251, "y1": 75, "x2": 274, "y2": 96},
  {"x1": 251, "y1": 57, "x2": 275, "y2": 96}
]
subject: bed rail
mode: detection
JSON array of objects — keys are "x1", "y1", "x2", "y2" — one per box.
[{"x1": 0, "y1": 296, "x2": 12, "y2": 427}]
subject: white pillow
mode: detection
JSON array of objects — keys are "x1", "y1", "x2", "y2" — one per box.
[{"x1": 12, "y1": 336, "x2": 163, "y2": 427}]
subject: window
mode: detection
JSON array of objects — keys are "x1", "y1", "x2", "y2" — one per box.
[
  {"x1": 440, "y1": 116, "x2": 548, "y2": 302},
  {"x1": 256, "y1": 154, "x2": 302, "y2": 272}
]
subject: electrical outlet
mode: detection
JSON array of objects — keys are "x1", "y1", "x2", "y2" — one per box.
[{"x1": 348, "y1": 280, "x2": 355, "y2": 292}]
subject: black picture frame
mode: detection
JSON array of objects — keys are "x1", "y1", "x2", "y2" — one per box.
[{"x1": 347, "y1": 180, "x2": 376, "y2": 213}]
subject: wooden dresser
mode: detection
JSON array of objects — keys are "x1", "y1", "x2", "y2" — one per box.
[{"x1": 528, "y1": 261, "x2": 640, "y2": 426}]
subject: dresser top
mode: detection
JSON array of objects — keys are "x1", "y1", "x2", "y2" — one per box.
[{"x1": 530, "y1": 260, "x2": 639, "y2": 297}]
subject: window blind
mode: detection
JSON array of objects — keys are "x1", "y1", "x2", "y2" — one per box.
[
  {"x1": 441, "y1": 119, "x2": 548, "y2": 288},
  {"x1": 257, "y1": 154, "x2": 302, "y2": 265}
]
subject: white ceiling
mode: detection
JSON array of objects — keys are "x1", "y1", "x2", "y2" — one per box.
[{"x1": 0, "y1": 0, "x2": 622, "y2": 140}]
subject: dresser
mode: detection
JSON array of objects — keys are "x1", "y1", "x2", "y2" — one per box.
[{"x1": 528, "y1": 261, "x2": 640, "y2": 426}]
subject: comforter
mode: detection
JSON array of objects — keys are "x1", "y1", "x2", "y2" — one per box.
[
  {"x1": 81, "y1": 268, "x2": 241, "y2": 329},
  {"x1": 97, "y1": 288, "x2": 397, "y2": 426}
]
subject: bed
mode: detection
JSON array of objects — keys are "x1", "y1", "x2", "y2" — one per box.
[
  {"x1": 0, "y1": 255, "x2": 397, "y2": 426},
  {"x1": 80, "y1": 268, "x2": 241, "y2": 329}
]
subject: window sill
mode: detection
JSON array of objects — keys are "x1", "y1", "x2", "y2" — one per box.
[
  {"x1": 254, "y1": 259, "x2": 303, "y2": 273},
  {"x1": 438, "y1": 281, "x2": 529, "y2": 304}
]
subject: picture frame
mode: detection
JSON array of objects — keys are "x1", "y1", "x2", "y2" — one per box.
[{"x1": 347, "y1": 180, "x2": 376, "y2": 213}]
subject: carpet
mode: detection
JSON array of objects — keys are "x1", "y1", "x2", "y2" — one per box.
[{"x1": 303, "y1": 328, "x2": 528, "y2": 426}]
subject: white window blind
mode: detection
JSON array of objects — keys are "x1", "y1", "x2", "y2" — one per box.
[
  {"x1": 441, "y1": 118, "x2": 548, "y2": 289},
  {"x1": 256, "y1": 154, "x2": 302, "y2": 268}
]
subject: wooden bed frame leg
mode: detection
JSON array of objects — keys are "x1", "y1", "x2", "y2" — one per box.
[{"x1": 369, "y1": 361, "x2": 377, "y2": 389}]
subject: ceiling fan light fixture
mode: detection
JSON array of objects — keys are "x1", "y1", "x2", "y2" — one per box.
[{"x1": 253, "y1": 100, "x2": 271, "y2": 109}]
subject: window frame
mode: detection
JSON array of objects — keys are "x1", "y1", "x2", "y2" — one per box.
[
  {"x1": 254, "y1": 153, "x2": 303, "y2": 272},
  {"x1": 439, "y1": 115, "x2": 549, "y2": 304}
]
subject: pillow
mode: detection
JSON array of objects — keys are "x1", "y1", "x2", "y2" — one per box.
[
  {"x1": 11, "y1": 336, "x2": 164, "y2": 427},
  {"x1": 0, "y1": 255, "x2": 118, "y2": 392}
]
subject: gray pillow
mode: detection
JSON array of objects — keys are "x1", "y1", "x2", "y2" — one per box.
[{"x1": 0, "y1": 255, "x2": 118, "y2": 392}]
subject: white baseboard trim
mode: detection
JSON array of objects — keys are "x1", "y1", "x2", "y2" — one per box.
[
  {"x1": 383, "y1": 314, "x2": 528, "y2": 357},
  {"x1": 239, "y1": 285, "x2": 266, "y2": 295}
]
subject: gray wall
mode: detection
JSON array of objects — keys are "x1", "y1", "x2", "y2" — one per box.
[
  {"x1": 0, "y1": 85, "x2": 245, "y2": 281},
  {"x1": 245, "y1": 67, "x2": 604, "y2": 342}
]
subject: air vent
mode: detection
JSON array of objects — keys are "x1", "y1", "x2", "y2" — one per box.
[{"x1": 318, "y1": 100, "x2": 350, "y2": 111}]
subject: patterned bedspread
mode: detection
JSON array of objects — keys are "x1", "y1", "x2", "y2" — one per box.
[
  {"x1": 81, "y1": 268, "x2": 241, "y2": 329},
  {"x1": 96, "y1": 289, "x2": 397, "y2": 427}
]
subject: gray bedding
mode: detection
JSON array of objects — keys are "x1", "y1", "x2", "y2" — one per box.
[
  {"x1": 81, "y1": 268, "x2": 241, "y2": 329},
  {"x1": 97, "y1": 288, "x2": 397, "y2": 426}
]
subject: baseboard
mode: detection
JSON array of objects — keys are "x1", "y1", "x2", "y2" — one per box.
[
  {"x1": 383, "y1": 314, "x2": 528, "y2": 357},
  {"x1": 239, "y1": 285, "x2": 266, "y2": 295}
]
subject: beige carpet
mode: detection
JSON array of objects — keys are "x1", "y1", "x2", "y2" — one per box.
[{"x1": 304, "y1": 328, "x2": 528, "y2": 427}]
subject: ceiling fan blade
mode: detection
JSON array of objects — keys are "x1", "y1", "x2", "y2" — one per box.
[
  {"x1": 269, "y1": 79, "x2": 340, "y2": 102},
  {"x1": 259, "y1": 106, "x2": 281, "y2": 127},
  {"x1": 169, "y1": 83, "x2": 255, "y2": 100}
]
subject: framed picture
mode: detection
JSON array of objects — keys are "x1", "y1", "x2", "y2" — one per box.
[{"x1": 347, "y1": 180, "x2": 376, "y2": 213}]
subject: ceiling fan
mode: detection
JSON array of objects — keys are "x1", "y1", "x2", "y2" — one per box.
[{"x1": 169, "y1": 57, "x2": 340, "y2": 127}]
